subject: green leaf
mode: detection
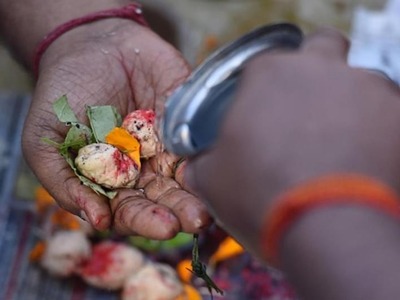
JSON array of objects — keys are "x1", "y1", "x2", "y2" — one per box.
[
  {"x1": 161, "y1": 232, "x2": 193, "y2": 250},
  {"x1": 86, "y1": 105, "x2": 122, "y2": 143},
  {"x1": 191, "y1": 234, "x2": 224, "y2": 296},
  {"x1": 46, "y1": 96, "x2": 119, "y2": 199},
  {"x1": 128, "y1": 232, "x2": 192, "y2": 252},
  {"x1": 128, "y1": 236, "x2": 163, "y2": 252},
  {"x1": 41, "y1": 137, "x2": 61, "y2": 148},
  {"x1": 60, "y1": 148, "x2": 117, "y2": 200},
  {"x1": 53, "y1": 95, "x2": 79, "y2": 123},
  {"x1": 78, "y1": 173, "x2": 118, "y2": 200},
  {"x1": 59, "y1": 124, "x2": 94, "y2": 151}
]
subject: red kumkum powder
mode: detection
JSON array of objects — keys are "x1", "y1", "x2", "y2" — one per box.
[
  {"x1": 112, "y1": 149, "x2": 138, "y2": 173},
  {"x1": 136, "y1": 110, "x2": 155, "y2": 124},
  {"x1": 81, "y1": 242, "x2": 120, "y2": 276},
  {"x1": 123, "y1": 110, "x2": 155, "y2": 126}
]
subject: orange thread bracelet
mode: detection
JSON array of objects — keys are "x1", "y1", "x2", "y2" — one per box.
[
  {"x1": 261, "y1": 174, "x2": 400, "y2": 267},
  {"x1": 32, "y1": 3, "x2": 148, "y2": 79}
]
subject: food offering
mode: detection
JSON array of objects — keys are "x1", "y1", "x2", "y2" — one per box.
[
  {"x1": 30, "y1": 187, "x2": 202, "y2": 300},
  {"x1": 43, "y1": 95, "x2": 158, "y2": 198},
  {"x1": 40, "y1": 95, "x2": 223, "y2": 298},
  {"x1": 30, "y1": 186, "x2": 291, "y2": 300}
]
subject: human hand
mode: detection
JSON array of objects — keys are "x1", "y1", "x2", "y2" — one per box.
[
  {"x1": 22, "y1": 19, "x2": 211, "y2": 239},
  {"x1": 186, "y1": 28, "x2": 400, "y2": 255}
]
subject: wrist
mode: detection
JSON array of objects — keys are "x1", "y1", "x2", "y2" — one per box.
[
  {"x1": 0, "y1": 0, "x2": 140, "y2": 69},
  {"x1": 257, "y1": 174, "x2": 400, "y2": 299},
  {"x1": 281, "y1": 204, "x2": 400, "y2": 300}
]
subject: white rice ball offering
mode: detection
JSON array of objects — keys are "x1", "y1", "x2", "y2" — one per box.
[
  {"x1": 79, "y1": 241, "x2": 144, "y2": 290},
  {"x1": 41, "y1": 230, "x2": 91, "y2": 277},
  {"x1": 122, "y1": 110, "x2": 158, "y2": 159},
  {"x1": 122, "y1": 262, "x2": 184, "y2": 300},
  {"x1": 75, "y1": 143, "x2": 140, "y2": 189}
]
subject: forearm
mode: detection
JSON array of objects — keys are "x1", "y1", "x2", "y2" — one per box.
[
  {"x1": 281, "y1": 205, "x2": 400, "y2": 300},
  {"x1": 0, "y1": 0, "x2": 134, "y2": 70}
]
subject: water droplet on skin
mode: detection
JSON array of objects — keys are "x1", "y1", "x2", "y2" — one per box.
[
  {"x1": 135, "y1": 8, "x2": 142, "y2": 14},
  {"x1": 101, "y1": 48, "x2": 109, "y2": 54},
  {"x1": 134, "y1": 48, "x2": 140, "y2": 54}
]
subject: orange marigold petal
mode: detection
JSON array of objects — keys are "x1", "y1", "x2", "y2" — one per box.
[
  {"x1": 209, "y1": 236, "x2": 244, "y2": 266},
  {"x1": 105, "y1": 127, "x2": 141, "y2": 168},
  {"x1": 176, "y1": 259, "x2": 193, "y2": 284},
  {"x1": 29, "y1": 241, "x2": 46, "y2": 262},
  {"x1": 175, "y1": 284, "x2": 202, "y2": 300},
  {"x1": 204, "y1": 35, "x2": 219, "y2": 50},
  {"x1": 34, "y1": 186, "x2": 55, "y2": 214},
  {"x1": 51, "y1": 209, "x2": 81, "y2": 230}
]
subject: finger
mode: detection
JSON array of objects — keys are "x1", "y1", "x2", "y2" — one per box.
[
  {"x1": 110, "y1": 188, "x2": 180, "y2": 239},
  {"x1": 157, "y1": 189, "x2": 212, "y2": 233},
  {"x1": 144, "y1": 176, "x2": 180, "y2": 200},
  {"x1": 23, "y1": 137, "x2": 112, "y2": 231},
  {"x1": 144, "y1": 177, "x2": 212, "y2": 233},
  {"x1": 301, "y1": 27, "x2": 350, "y2": 61},
  {"x1": 174, "y1": 160, "x2": 197, "y2": 195},
  {"x1": 148, "y1": 151, "x2": 180, "y2": 177},
  {"x1": 135, "y1": 138, "x2": 182, "y2": 190},
  {"x1": 135, "y1": 162, "x2": 156, "y2": 189}
]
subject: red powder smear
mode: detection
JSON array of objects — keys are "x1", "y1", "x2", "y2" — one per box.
[
  {"x1": 80, "y1": 242, "x2": 119, "y2": 276},
  {"x1": 93, "y1": 214, "x2": 110, "y2": 229},
  {"x1": 152, "y1": 207, "x2": 178, "y2": 224},
  {"x1": 112, "y1": 149, "x2": 137, "y2": 173},
  {"x1": 123, "y1": 109, "x2": 155, "y2": 126}
]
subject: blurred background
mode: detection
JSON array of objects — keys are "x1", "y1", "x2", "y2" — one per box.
[
  {"x1": 0, "y1": 0, "x2": 386, "y2": 92},
  {"x1": 0, "y1": 0, "x2": 397, "y2": 300}
]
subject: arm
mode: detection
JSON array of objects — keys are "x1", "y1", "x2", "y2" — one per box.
[
  {"x1": 187, "y1": 28, "x2": 400, "y2": 299},
  {"x1": 0, "y1": 0, "x2": 132, "y2": 70},
  {"x1": 282, "y1": 204, "x2": 400, "y2": 300},
  {"x1": 0, "y1": 0, "x2": 211, "y2": 237}
]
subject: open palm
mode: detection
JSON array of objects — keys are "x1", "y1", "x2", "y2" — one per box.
[{"x1": 22, "y1": 22, "x2": 211, "y2": 239}]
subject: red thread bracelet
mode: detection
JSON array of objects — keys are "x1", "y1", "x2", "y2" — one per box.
[
  {"x1": 261, "y1": 174, "x2": 400, "y2": 267},
  {"x1": 33, "y1": 3, "x2": 148, "y2": 78}
]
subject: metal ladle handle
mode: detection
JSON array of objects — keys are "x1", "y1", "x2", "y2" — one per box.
[{"x1": 161, "y1": 23, "x2": 303, "y2": 157}]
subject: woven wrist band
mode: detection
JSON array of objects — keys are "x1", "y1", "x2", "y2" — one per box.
[
  {"x1": 261, "y1": 174, "x2": 400, "y2": 267},
  {"x1": 32, "y1": 2, "x2": 148, "y2": 78}
]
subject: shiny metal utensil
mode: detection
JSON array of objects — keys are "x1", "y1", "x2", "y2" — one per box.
[{"x1": 161, "y1": 23, "x2": 303, "y2": 157}]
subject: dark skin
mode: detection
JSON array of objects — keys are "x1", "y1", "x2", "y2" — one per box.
[
  {"x1": 27, "y1": 21, "x2": 212, "y2": 238},
  {"x1": 0, "y1": 0, "x2": 211, "y2": 238},
  {"x1": 187, "y1": 29, "x2": 400, "y2": 299},
  {"x1": 4, "y1": 0, "x2": 400, "y2": 296}
]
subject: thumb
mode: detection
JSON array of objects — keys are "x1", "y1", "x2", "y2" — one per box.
[
  {"x1": 180, "y1": 159, "x2": 200, "y2": 196},
  {"x1": 301, "y1": 27, "x2": 350, "y2": 61}
]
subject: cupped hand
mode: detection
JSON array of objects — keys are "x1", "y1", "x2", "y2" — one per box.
[
  {"x1": 186, "y1": 28, "x2": 400, "y2": 255},
  {"x1": 22, "y1": 19, "x2": 211, "y2": 239}
]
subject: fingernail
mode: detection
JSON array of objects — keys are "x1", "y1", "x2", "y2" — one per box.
[{"x1": 79, "y1": 210, "x2": 89, "y2": 222}]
